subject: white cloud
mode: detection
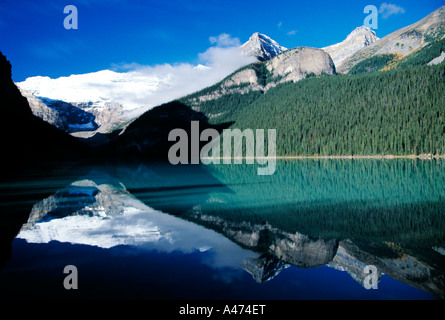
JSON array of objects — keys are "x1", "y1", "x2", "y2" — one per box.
[
  {"x1": 123, "y1": 34, "x2": 254, "y2": 108},
  {"x1": 379, "y1": 3, "x2": 406, "y2": 19},
  {"x1": 287, "y1": 30, "x2": 298, "y2": 36},
  {"x1": 19, "y1": 33, "x2": 256, "y2": 111},
  {"x1": 209, "y1": 33, "x2": 241, "y2": 47}
]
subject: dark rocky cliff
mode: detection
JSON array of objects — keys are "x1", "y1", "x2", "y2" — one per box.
[
  {"x1": 0, "y1": 51, "x2": 88, "y2": 268},
  {"x1": 0, "y1": 51, "x2": 88, "y2": 175}
]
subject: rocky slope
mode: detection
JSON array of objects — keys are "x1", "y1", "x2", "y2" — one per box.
[
  {"x1": 186, "y1": 46, "x2": 336, "y2": 106},
  {"x1": 339, "y1": 5, "x2": 445, "y2": 73},
  {"x1": 322, "y1": 26, "x2": 380, "y2": 70},
  {"x1": 17, "y1": 87, "x2": 65, "y2": 130}
]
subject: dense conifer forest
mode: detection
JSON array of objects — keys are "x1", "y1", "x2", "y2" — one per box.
[{"x1": 181, "y1": 56, "x2": 445, "y2": 157}]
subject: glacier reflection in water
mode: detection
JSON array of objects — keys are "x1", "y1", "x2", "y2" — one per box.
[
  {"x1": 1, "y1": 159, "x2": 444, "y2": 299},
  {"x1": 17, "y1": 177, "x2": 257, "y2": 271}
]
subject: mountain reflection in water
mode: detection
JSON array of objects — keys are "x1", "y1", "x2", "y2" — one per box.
[{"x1": 1, "y1": 159, "x2": 444, "y2": 299}]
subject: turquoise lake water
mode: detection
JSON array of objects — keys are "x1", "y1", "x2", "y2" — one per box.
[{"x1": 0, "y1": 159, "x2": 444, "y2": 300}]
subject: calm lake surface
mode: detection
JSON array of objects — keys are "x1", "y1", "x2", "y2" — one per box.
[{"x1": 0, "y1": 159, "x2": 444, "y2": 300}]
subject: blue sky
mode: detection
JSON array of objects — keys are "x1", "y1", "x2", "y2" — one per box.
[{"x1": 0, "y1": 0, "x2": 443, "y2": 82}]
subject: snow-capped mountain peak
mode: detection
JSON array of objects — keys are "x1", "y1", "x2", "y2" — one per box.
[
  {"x1": 239, "y1": 32, "x2": 287, "y2": 61},
  {"x1": 323, "y1": 26, "x2": 380, "y2": 68},
  {"x1": 345, "y1": 26, "x2": 378, "y2": 42},
  {"x1": 18, "y1": 69, "x2": 167, "y2": 111}
]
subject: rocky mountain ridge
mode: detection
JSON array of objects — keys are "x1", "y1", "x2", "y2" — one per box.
[
  {"x1": 339, "y1": 5, "x2": 445, "y2": 73},
  {"x1": 186, "y1": 46, "x2": 336, "y2": 106}
]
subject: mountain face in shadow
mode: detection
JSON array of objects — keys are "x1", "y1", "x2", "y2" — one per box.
[
  {"x1": 0, "y1": 51, "x2": 88, "y2": 176},
  {"x1": 102, "y1": 100, "x2": 233, "y2": 161},
  {"x1": 0, "y1": 51, "x2": 90, "y2": 267}
]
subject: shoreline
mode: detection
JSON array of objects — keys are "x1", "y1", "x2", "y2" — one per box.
[
  {"x1": 276, "y1": 154, "x2": 445, "y2": 160},
  {"x1": 202, "y1": 154, "x2": 445, "y2": 160}
]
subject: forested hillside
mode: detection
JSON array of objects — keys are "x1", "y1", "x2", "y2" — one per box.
[
  {"x1": 181, "y1": 62, "x2": 445, "y2": 157},
  {"x1": 349, "y1": 38, "x2": 445, "y2": 74}
]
